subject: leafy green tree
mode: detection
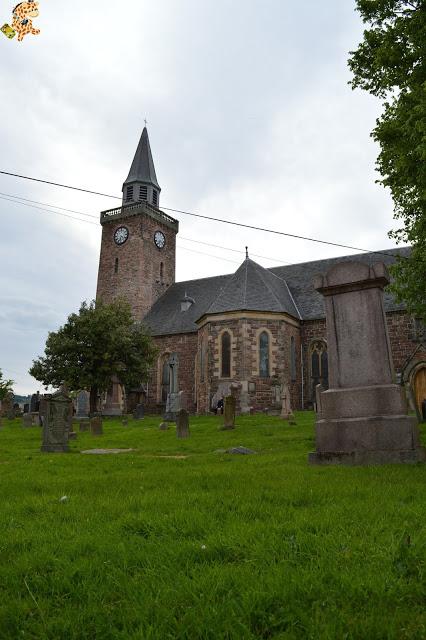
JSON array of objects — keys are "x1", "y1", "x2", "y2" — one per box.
[
  {"x1": 348, "y1": 0, "x2": 426, "y2": 320},
  {"x1": 30, "y1": 299, "x2": 157, "y2": 414},
  {"x1": 0, "y1": 369, "x2": 14, "y2": 402}
]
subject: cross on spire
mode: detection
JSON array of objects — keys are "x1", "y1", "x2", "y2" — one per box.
[
  {"x1": 144, "y1": 118, "x2": 148, "y2": 127},
  {"x1": 245, "y1": 246, "x2": 249, "y2": 259}
]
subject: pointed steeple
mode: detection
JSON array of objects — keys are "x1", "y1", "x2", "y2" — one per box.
[{"x1": 122, "y1": 127, "x2": 161, "y2": 207}]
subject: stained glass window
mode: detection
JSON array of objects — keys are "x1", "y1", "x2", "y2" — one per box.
[
  {"x1": 259, "y1": 331, "x2": 270, "y2": 378},
  {"x1": 221, "y1": 332, "x2": 231, "y2": 378},
  {"x1": 290, "y1": 336, "x2": 296, "y2": 381}
]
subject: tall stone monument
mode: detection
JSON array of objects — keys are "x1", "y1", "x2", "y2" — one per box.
[
  {"x1": 222, "y1": 395, "x2": 236, "y2": 430},
  {"x1": 41, "y1": 390, "x2": 72, "y2": 453},
  {"x1": 309, "y1": 262, "x2": 426, "y2": 465}
]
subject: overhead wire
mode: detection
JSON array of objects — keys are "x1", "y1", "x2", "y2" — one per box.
[
  {"x1": 0, "y1": 192, "x2": 289, "y2": 264},
  {"x1": 0, "y1": 169, "x2": 404, "y2": 259}
]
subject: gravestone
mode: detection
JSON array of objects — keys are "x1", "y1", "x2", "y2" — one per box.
[
  {"x1": 281, "y1": 383, "x2": 295, "y2": 421},
  {"x1": 90, "y1": 416, "x2": 103, "y2": 436},
  {"x1": 159, "y1": 422, "x2": 169, "y2": 431},
  {"x1": 309, "y1": 262, "x2": 426, "y2": 465},
  {"x1": 79, "y1": 420, "x2": 90, "y2": 433},
  {"x1": 164, "y1": 391, "x2": 183, "y2": 422},
  {"x1": 29, "y1": 412, "x2": 40, "y2": 426},
  {"x1": 23, "y1": 403, "x2": 29, "y2": 414},
  {"x1": 30, "y1": 392, "x2": 40, "y2": 413},
  {"x1": 39, "y1": 396, "x2": 50, "y2": 426},
  {"x1": 133, "y1": 404, "x2": 144, "y2": 420},
  {"x1": 222, "y1": 395, "x2": 236, "y2": 430},
  {"x1": 176, "y1": 409, "x2": 190, "y2": 439},
  {"x1": 22, "y1": 414, "x2": 33, "y2": 428},
  {"x1": 122, "y1": 417, "x2": 129, "y2": 426},
  {"x1": 75, "y1": 390, "x2": 90, "y2": 419},
  {"x1": 40, "y1": 390, "x2": 72, "y2": 453}
]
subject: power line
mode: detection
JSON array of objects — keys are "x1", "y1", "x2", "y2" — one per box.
[
  {"x1": 0, "y1": 191, "x2": 289, "y2": 264},
  {"x1": 0, "y1": 195, "x2": 244, "y2": 266},
  {"x1": 0, "y1": 169, "x2": 403, "y2": 259}
]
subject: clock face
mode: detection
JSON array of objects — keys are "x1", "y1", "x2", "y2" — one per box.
[
  {"x1": 154, "y1": 230, "x2": 166, "y2": 249},
  {"x1": 114, "y1": 226, "x2": 129, "y2": 246}
]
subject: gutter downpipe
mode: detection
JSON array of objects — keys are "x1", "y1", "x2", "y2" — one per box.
[{"x1": 300, "y1": 343, "x2": 304, "y2": 410}]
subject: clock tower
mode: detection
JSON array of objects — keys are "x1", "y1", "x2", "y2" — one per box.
[{"x1": 96, "y1": 127, "x2": 179, "y2": 319}]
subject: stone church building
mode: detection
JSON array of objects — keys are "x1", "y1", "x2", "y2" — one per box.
[{"x1": 96, "y1": 127, "x2": 426, "y2": 417}]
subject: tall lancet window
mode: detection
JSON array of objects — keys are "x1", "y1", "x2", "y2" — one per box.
[
  {"x1": 259, "y1": 331, "x2": 270, "y2": 378},
  {"x1": 221, "y1": 332, "x2": 231, "y2": 378}
]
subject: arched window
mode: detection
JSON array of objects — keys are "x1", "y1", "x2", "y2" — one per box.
[
  {"x1": 200, "y1": 337, "x2": 206, "y2": 383},
  {"x1": 259, "y1": 331, "x2": 270, "y2": 378},
  {"x1": 310, "y1": 341, "x2": 328, "y2": 399},
  {"x1": 160, "y1": 355, "x2": 170, "y2": 403},
  {"x1": 290, "y1": 336, "x2": 296, "y2": 381},
  {"x1": 221, "y1": 332, "x2": 231, "y2": 378}
]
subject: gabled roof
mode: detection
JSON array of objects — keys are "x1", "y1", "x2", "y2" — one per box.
[
  {"x1": 142, "y1": 247, "x2": 410, "y2": 336},
  {"x1": 203, "y1": 258, "x2": 301, "y2": 318},
  {"x1": 123, "y1": 127, "x2": 160, "y2": 189}
]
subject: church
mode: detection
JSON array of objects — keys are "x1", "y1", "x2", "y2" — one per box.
[{"x1": 96, "y1": 127, "x2": 426, "y2": 417}]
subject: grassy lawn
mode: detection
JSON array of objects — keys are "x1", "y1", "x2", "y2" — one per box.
[{"x1": 1, "y1": 412, "x2": 426, "y2": 639}]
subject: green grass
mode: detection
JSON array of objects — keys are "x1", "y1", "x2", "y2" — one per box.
[{"x1": 1, "y1": 412, "x2": 426, "y2": 639}]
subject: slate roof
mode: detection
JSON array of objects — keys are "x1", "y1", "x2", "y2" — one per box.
[
  {"x1": 142, "y1": 247, "x2": 410, "y2": 336},
  {"x1": 124, "y1": 127, "x2": 160, "y2": 189},
  {"x1": 204, "y1": 258, "x2": 301, "y2": 318}
]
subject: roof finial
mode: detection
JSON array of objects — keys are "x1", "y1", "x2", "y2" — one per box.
[
  {"x1": 144, "y1": 117, "x2": 148, "y2": 127},
  {"x1": 245, "y1": 246, "x2": 249, "y2": 259}
]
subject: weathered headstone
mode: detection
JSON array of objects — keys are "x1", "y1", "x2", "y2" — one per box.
[
  {"x1": 29, "y1": 412, "x2": 40, "y2": 426},
  {"x1": 281, "y1": 383, "x2": 295, "y2": 421},
  {"x1": 30, "y1": 392, "x2": 40, "y2": 413},
  {"x1": 164, "y1": 391, "x2": 183, "y2": 422},
  {"x1": 90, "y1": 416, "x2": 103, "y2": 436},
  {"x1": 159, "y1": 422, "x2": 169, "y2": 431},
  {"x1": 68, "y1": 431, "x2": 77, "y2": 441},
  {"x1": 122, "y1": 417, "x2": 129, "y2": 426},
  {"x1": 75, "y1": 390, "x2": 90, "y2": 419},
  {"x1": 40, "y1": 390, "x2": 72, "y2": 453},
  {"x1": 176, "y1": 409, "x2": 190, "y2": 439},
  {"x1": 222, "y1": 395, "x2": 236, "y2": 430},
  {"x1": 22, "y1": 414, "x2": 33, "y2": 428},
  {"x1": 79, "y1": 420, "x2": 90, "y2": 432},
  {"x1": 23, "y1": 403, "x2": 29, "y2": 414},
  {"x1": 309, "y1": 262, "x2": 426, "y2": 465},
  {"x1": 133, "y1": 404, "x2": 144, "y2": 420}
]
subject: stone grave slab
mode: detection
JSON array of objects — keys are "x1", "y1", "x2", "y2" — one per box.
[{"x1": 176, "y1": 409, "x2": 190, "y2": 439}]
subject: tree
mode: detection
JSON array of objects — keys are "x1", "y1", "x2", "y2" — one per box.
[
  {"x1": 0, "y1": 369, "x2": 14, "y2": 401},
  {"x1": 348, "y1": 0, "x2": 426, "y2": 320},
  {"x1": 29, "y1": 299, "x2": 157, "y2": 414}
]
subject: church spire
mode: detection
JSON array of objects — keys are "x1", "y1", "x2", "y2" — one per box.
[{"x1": 122, "y1": 126, "x2": 161, "y2": 208}]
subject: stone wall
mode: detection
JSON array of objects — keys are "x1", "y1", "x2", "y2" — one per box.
[
  {"x1": 196, "y1": 316, "x2": 301, "y2": 413},
  {"x1": 145, "y1": 332, "x2": 198, "y2": 413},
  {"x1": 143, "y1": 310, "x2": 425, "y2": 415}
]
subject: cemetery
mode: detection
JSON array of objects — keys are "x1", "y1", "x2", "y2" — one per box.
[{"x1": 0, "y1": 410, "x2": 426, "y2": 638}]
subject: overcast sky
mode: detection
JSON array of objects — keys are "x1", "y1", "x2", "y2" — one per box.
[{"x1": 0, "y1": 0, "x2": 398, "y2": 394}]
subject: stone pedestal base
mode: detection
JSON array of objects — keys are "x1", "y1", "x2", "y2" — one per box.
[
  {"x1": 310, "y1": 414, "x2": 426, "y2": 466},
  {"x1": 41, "y1": 444, "x2": 70, "y2": 453}
]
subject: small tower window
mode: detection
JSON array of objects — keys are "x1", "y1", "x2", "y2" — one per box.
[
  {"x1": 152, "y1": 189, "x2": 158, "y2": 207},
  {"x1": 139, "y1": 185, "x2": 147, "y2": 201},
  {"x1": 114, "y1": 257, "x2": 119, "y2": 274},
  {"x1": 160, "y1": 262, "x2": 164, "y2": 284},
  {"x1": 125, "y1": 185, "x2": 134, "y2": 202}
]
